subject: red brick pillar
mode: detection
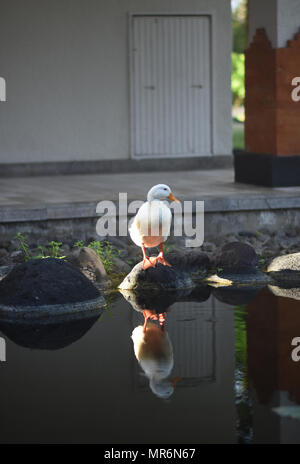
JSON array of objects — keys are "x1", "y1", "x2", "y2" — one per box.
[{"x1": 234, "y1": 28, "x2": 300, "y2": 186}]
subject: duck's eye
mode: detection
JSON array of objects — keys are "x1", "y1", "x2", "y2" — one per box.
[{"x1": 164, "y1": 188, "x2": 167, "y2": 191}]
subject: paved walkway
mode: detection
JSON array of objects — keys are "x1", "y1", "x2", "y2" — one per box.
[{"x1": 1, "y1": 169, "x2": 300, "y2": 222}]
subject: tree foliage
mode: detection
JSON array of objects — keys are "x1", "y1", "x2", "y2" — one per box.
[{"x1": 232, "y1": 52, "x2": 245, "y2": 106}]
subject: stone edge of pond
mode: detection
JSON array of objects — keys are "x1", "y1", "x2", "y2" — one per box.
[{"x1": 0, "y1": 295, "x2": 106, "y2": 321}]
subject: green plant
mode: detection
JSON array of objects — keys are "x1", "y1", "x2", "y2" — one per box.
[
  {"x1": 74, "y1": 240, "x2": 84, "y2": 248},
  {"x1": 163, "y1": 238, "x2": 176, "y2": 254},
  {"x1": 33, "y1": 241, "x2": 65, "y2": 260},
  {"x1": 88, "y1": 240, "x2": 117, "y2": 273},
  {"x1": 233, "y1": 122, "x2": 244, "y2": 149},
  {"x1": 14, "y1": 235, "x2": 65, "y2": 261},
  {"x1": 217, "y1": 267, "x2": 224, "y2": 273},
  {"x1": 232, "y1": 52, "x2": 245, "y2": 107},
  {"x1": 47, "y1": 241, "x2": 65, "y2": 258},
  {"x1": 33, "y1": 245, "x2": 48, "y2": 259},
  {"x1": 14, "y1": 232, "x2": 30, "y2": 261}
]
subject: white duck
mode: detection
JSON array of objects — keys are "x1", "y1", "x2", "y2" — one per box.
[
  {"x1": 131, "y1": 323, "x2": 180, "y2": 399},
  {"x1": 129, "y1": 184, "x2": 179, "y2": 270}
]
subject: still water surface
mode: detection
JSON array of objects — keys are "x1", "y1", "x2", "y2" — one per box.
[{"x1": 1, "y1": 285, "x2": 300, "y2": 444}]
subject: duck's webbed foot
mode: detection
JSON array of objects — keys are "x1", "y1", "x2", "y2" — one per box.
[
  {"x1": 156, "y1": 253, "x2": 172, "y2": 267},
  {"x1": 142, "y1": 256, "x2": 156, "y2": 270},
  {"x1": 142, "y1": 309, "x2": 167, "y2": 332},
  {"x1": 155, "y1": 243, "x2": 172, "y2": 267}
]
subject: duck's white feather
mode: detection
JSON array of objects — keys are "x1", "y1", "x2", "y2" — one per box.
[{"x1": 129, "y1": 200, "x2": 172, "y2": 248}]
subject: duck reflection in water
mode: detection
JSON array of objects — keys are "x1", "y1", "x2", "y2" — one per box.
[
  {"x1": 121, "y1": 289, "x2": 183, "y2": 398},
  {"x1": 131, "y1": 321, "x2": 180, "y2": 399}
]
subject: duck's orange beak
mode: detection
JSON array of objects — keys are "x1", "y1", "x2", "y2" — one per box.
[
  {"x1": 172, "y1": 376, "x2": 181, "y2": 388},
  {"x1": 168, "y1": 192, "x2": 179, "y2": 203}
]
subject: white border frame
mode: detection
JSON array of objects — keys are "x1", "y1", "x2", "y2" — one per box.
[{"x1": 128, "y1": 11, "x2": 216, "y2": 159}]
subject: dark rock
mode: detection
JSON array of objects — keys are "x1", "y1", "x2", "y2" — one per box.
[
  {"x1": 67, "y1": 247, "x2": 109, "y2": 285},
  {"x1": 119, "y1": 261, "x2": 193, "y2": 291},
  {"x1": 166, "y1": 249, "x2": 210, "y2": 273},
  {"x1": 0, "y1": 240, "x2": 11, "y2": 250},
  {"x1": 0, "y1": 313, "x2": 101, "y2": 350},
  {"x1": 0, "y1": 258, "x2": 104, "y2": 311},
  {"x1": 215, "y1": 241, "x2": 258, "y2": 272},
  {"x1": 238, "y1": 231, "x2": 257, "y2": 238},
  {"x1": 214, "y1": 268, "x2": 272, "y2": 285},
  {"x1": 201, "y1": 242, "x2": 216, "y2": 253},
  {"x1": 10, "y1": 250, "x2": 25, "y2": 264},
  {"x1": 0, "y1": 265, "x2": 14, "y2": 280},
  {"x1": 105, "y1": 236, "x2": 128, "y2": 251},
  {"x1": 119, "y1": 249, "x2": 210, "y2": 291},
  {"x1": 0, "y1": 248, "x2": 8, "y2": 258},
  {"x1": 111, "y1": 256, "x2": 131, "y2": 274}
]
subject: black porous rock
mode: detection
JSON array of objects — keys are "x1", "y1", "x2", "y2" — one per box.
[
  {"x1": 215, "y1": 242, "x2": 258, "y2": 272},
  {"x1": 67, "y1": 247, "x2": 109, "y2": 285},
  {"x1": 119, "y1": 249, "x2": 210, "y2": 291},
  {"x1": 119, "y1": 261, "x2": 193, "y2": 291},
  {"x1": 0, "y1": 258, "x2": 104, "y2": 317},
  {"x1": 166, "y1": 249, "x2": 210, "y2": 273},
  {"x1": 209, "y1": 242, "x2": 272, "y2": 285},
  {"x1": 0, "y1": 313, "x2": 101, "y2": 350}
]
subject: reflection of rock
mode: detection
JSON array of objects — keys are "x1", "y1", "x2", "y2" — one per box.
[
  {"x1": 213, "y1": 286, "x2": 262, "y2": 305},
  {"x1": 0, "y1": 312, "x2": 101, "y2": 350},
  {"x1": 119, "y1": 261, "x2": 193, "y2": 291},
  {"x1": 0, "y1": 258, "x2": 105, "y2": 318},
  {"x1": 131, "y1": 323, "x2": 177, "y2": 399},
  {"x1": 267, "y1": 253, "x2": 300, "y2": 285},
  {"x1": 67, "y1": 247, "x2": 109, "y2": 285},
  {"x1": 185, "y1": 285, "x2": 211, "y2": 302},
  {"x1": 120, "y1": 289, "x2": 185, "y2": 314},
  {"x1": 120, "y1": 285, "x2": 211, "y2": 313},
  {"x1": 268, "y1": 285, "x2": 300, "y2": 301}
]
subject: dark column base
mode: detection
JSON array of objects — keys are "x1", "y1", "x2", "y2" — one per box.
[{"x1": 234, "y1": 150, "x2": 300, "y2": 187}]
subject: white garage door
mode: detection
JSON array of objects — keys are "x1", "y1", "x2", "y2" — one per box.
[{"x1": 131, "y1": 15, "x2": 212, "y2": 158}]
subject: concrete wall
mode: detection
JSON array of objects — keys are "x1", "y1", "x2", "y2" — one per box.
[
  {"x1": 0, "y1": 0, "x2": 232, "y2": 165},
  {"x1": 249, "y1": 0, "x2": 300, "y2": 48}
]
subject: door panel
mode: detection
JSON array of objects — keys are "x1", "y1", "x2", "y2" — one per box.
[{"x1": 131, "y1": 15, "x2": 212, "y2": 158}]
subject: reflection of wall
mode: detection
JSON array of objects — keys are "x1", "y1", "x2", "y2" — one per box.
[
  {"x1": 247, "y1": 288, "x2": 300, "y2": 443},
  {"x1": 0, "y1": 295, "x2": 236, "y2": 444}
]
